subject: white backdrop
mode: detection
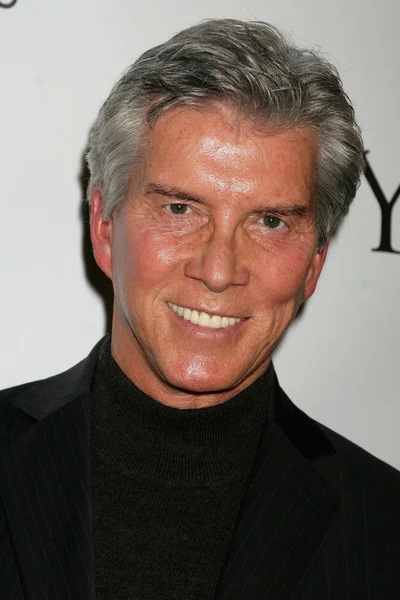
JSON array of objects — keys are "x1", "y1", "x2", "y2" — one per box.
[{"x1": 1, "y1": 0, "x2": 399, "y2": 468}]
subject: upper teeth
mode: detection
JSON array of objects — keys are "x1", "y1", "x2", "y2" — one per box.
[{"x1": 167, "y1": 302, "x2": 242, "y2": 329}]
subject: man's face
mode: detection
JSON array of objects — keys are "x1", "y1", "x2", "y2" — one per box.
[{"x1": 92, "y1": 105, "x2": 327, "y2": 405}]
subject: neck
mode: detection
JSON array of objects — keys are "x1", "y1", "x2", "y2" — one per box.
[{"x1": 110, "y1": 320, "x2": 272, "y2": 409}]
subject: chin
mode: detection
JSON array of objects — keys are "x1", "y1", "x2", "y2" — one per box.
[
  {"x1": 173, "y1": 380, "x2": 232, "y2": 395},
  {"x1": 160, "y1": 363, "x2": 244, "y2": 395}
]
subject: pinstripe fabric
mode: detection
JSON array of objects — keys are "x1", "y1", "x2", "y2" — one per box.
[
  {"x1": 0, "y1": 496, "x2": 25, "y2": 599},
  {"x1": 0, "y1": 350, "x2": 97, "y2": 600},
  {"x1": 214, "y1": 420, "x2": 339, "y2": 599},
  {"x1": 0, "y1": 396, "x2": 95, "y2": 600},
  {"x1": 1, "y1": 341, "x2": 400, "y2": 599}
]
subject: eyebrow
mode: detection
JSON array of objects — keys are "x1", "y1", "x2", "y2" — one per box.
[
  {"x1": 146, "y1": 183, "x2": 310, "y2": 218},
  {"x1": 145, "y1": 183, "x2": 205, "y2": 204},
  {"x1": 252, "y1": 204, "x2": 310, "y2": 219}
]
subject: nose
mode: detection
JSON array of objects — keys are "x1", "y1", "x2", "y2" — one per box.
[{"x1": 184, "y1": 228, "x2": 250, "y2": 293}]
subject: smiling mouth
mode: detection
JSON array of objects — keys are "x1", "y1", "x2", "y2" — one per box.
[{"x1": 167, "y1": 302, "x2": 244, "y2": 330}]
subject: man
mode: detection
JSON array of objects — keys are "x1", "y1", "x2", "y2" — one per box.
[{"x1": 0, "y1": 18, "x2": 399, "y2": 600}]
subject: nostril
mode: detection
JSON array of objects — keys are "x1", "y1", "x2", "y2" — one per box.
[{"x1": 183, "y1": 233, "x2": 250, "y2": 292}]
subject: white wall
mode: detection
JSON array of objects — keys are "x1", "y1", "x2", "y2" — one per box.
[{"x1": 1, "y1": 0, "x2": 399, "y2": 468}]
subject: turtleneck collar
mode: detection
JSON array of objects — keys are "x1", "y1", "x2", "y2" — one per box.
[{"x1": 91, "y1": 336, "x2": 273, "y2": 480}]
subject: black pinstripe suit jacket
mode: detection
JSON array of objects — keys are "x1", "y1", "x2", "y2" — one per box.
[{"x1": 1, "y1": 341, "x2": 400, "y2": 599}]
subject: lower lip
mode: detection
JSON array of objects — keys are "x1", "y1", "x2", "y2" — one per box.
[{"x1": 167, "y1": 306, "x2": 246, "y2": 338}]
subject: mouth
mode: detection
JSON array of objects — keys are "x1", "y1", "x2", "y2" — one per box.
[{"x1": 167, "y1": 302, "x2": 244, "y2": 330}]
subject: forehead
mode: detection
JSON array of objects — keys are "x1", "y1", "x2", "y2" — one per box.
[{"x1": 137, "y1": 105, "x2": 319, "y2": 201}]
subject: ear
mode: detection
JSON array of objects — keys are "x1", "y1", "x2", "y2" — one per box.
[
  {"x1": 302, "y1": 238, "x2": 330, "y2": 302},
  {"x1": 90, "y1": 189, "x2": 113, "y2": 279}
]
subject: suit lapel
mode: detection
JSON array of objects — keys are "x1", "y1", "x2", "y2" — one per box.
[
  {"x1": 1, "y1": 345, "x2": 340, "y2": 600},
  {"x1": 0, "y1": 346, "x2": 100, "y2": 600},
  {"x1": 215, "y1": 381, "x2": 340, "y2": 600}
]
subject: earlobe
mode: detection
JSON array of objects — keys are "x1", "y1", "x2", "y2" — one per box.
[
  {"x1": 90, "y1": 189, "x2": 113, "y2": 279},
  {"x1": 302, "y1": 241, "x2": 329, "y2": 302}
]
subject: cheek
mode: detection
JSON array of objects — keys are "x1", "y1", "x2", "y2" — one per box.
[
  {"x1": 255, "y1": 243, "x2": 314, "y2": 303},
  {"x1": 116, "y1": 227, "x2": 184, "y2": 286}
]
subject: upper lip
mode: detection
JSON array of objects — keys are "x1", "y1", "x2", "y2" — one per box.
[{"x1": 168, "y1": 301, "x2": 247, "y2": 319}]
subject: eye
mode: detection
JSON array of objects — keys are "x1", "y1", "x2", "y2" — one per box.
[
  {"x1": 262, "y1": 215, "x2": 286, "y2": 230},
  {"x1": 166, "y1": 203, "x2": 191, "y2": 215}
]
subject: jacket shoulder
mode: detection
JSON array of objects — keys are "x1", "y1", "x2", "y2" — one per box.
[
  {"x1": 319, "y1": 422, "x2": 400, "y2": 494},
  {"x1": 0, "y1": 359, "x2": 85, "y2": 406},
  {"x1": 0, "y1": 339, "x2": 102, "y2": 422},
  {"x1": 0, "y1": 363, "x2": 84, "y2": 446}
]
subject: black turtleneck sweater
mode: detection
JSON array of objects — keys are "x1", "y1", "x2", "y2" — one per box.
[{"x1": 91, "y1": 338, "x2": 271, "y2": 600}]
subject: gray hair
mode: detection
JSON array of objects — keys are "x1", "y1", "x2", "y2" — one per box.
[{"x1": 86, "y1": 18, "x2": 364, "y2": 247}]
